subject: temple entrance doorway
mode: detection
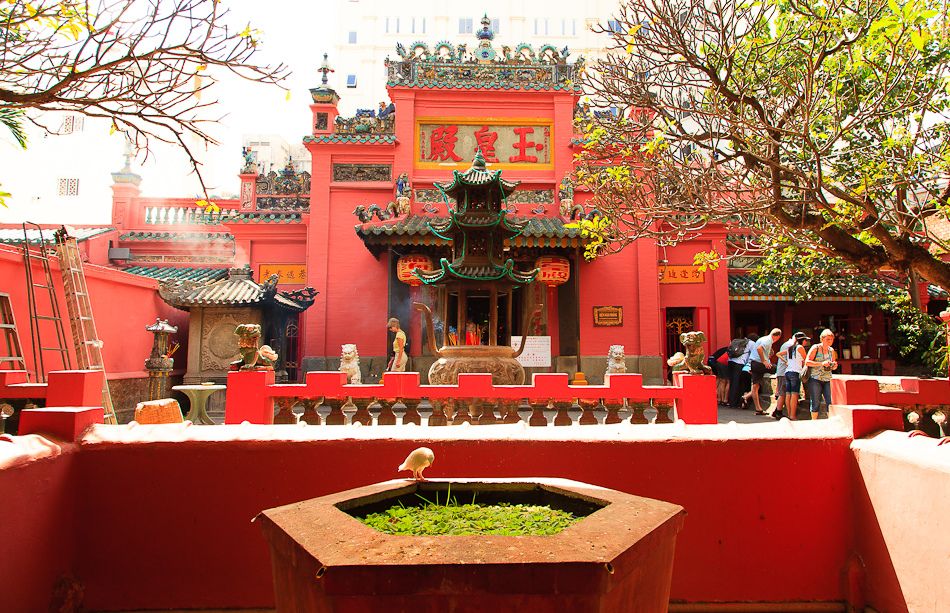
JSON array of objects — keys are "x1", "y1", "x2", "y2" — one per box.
[{"x1": 443, "y1": 287, "x2": 524, "y2": 347}]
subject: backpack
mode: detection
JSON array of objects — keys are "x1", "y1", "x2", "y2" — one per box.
[{"x1": 727, "y1": 338, "x2": 749, "y2": 359}]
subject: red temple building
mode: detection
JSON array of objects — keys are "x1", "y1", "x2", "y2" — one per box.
[
  {"x1": 1, "y1": 20, "x2": 950, "y2": 613},
  {"x1": 1, "y1": 20, "x2": 947, "y2": 398}
]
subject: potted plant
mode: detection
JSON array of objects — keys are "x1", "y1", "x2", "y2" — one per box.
[
  {"x1": 257, "y1": 478, "x2": 686, "y2": 612},
  {"x1": 849, "y1": 330, "x2": 870, "y2": 359}
]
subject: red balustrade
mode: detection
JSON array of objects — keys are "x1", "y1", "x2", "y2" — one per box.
[
  {"x1": 833, "y1": 375, "x2": 950, "y2": 436},
  {"x1": 0, "y1": 369, "x2": 105, "y2": 440},
  {"x1": 225, "y1": 369, "x2": 717, "y2": 426}
]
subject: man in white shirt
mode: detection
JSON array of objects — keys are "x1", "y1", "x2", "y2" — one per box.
[{"x1": 744, "y1": 328, "x2": 782, "y2": 414}]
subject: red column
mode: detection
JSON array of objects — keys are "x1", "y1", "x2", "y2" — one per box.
[{"x1": 636, "y1": 239, "x2": 662, "y2": 355}]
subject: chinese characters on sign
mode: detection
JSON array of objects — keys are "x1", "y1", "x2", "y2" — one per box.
[
  {"x1": 418, "y1": 122, "x2": 551, "y2": 166},
  {"x1": 259, "y1": 264, "x2": 307, "y2": 284},
  {"x1": 658, "y1": 265, "x2": 705, "y2": 285},
  {"x1": 593, "y1": 306, "x2": 623, "y2": 327}
]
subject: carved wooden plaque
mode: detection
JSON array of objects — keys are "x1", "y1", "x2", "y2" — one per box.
[{"x1": 593, "y1": 306, "x2": 623, "y2": 327}]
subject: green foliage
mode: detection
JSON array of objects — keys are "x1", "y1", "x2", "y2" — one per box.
[
  {"x1": 359, "y1": 491, "x2": 580, "y2": 536},
  {"x1": 0, "y1": 107, "x2": 27, "y2": 208},
  {"x1": 577, "y1": 0, "x2": 950, "y2": 291},
  {"x1": 877, "y1": 292, "x2": 948, "y2": 376},
  {"x1": 565, "y1": 215, "x2": 612, "y2": 260},
  {"x1": 753, "y1": 246, "x2": 891, "y2": 301}
]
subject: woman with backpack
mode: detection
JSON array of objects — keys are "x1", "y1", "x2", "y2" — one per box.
[
  {"x1": 783, "y1": 332, "x2": 810, "y2": 420},
  {"x1": 727, "y1": 333, "x2": 758, "y2": 408},
  {"x1": 804, "y1": 329, "x2": 838, "y2": 419}
]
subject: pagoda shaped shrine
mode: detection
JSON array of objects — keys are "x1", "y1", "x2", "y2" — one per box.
[{"x1": 413, "y1": 151, "x2": 539, "y2": 384}]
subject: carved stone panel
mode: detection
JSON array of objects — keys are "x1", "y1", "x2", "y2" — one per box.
[
  {"x1": 198, "y1": 308, "x2": 262, "y2": 375},
  {"x1": 332, "y1": 164, "x2": 392, "y2": 182}
]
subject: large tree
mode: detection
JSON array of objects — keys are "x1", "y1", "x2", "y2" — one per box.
[
  {"x1": 576, "y1": 0, "x2": 950, "y2": 292},
  {"x1": 0, "y1": 0, "x2": 288, "y2": 198}
]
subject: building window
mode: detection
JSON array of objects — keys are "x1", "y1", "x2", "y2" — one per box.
[
  {"x1": 459, "y1": 17, "x2": 472, "y2": 34},
  {"x1": 534, "y1": 18, "x2": 548, "y2": 36},
  {"x1": 346, "y1": 74, "x2": 358, "y2": 88},
  {"x1": 384, "y1": 17, "x2": 389, "y2": 33},
  {"x1": 420, "y1": 16, "x2": 426, "y2": 33},
  {"x1": 60, "y1": 115, "x2": 84, "y2": 134},
  {"x1": 562, "y1": 19, "x2": 576, "y2": 36},
  {"x1": 608, "y1": 19, "x2": 625, "y2": 34},
  {"x1": 410, "y1": 16, "x2": 415, "y2": 33},
  {"x1": 491, "y1": 18, "x2": 499, "y2": 34},
  {"x1": 57, "y1": 178, "x2": 79, "y2": 197},
  {"x1": 348, "y1": 31, "x2": 357, "y2": 44}
]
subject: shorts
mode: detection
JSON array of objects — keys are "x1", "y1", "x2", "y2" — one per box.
[
  {"x1": 714, "y1": 362, "x2": 730, "y2": 379},
  {"x1": 774, "y1": 373, "x2": 787, "y2": 397},
  {"x1": 785, "y1": 371, "x2": 802, "y2": 394},
  {"x1": 750, "y1": 360, "x2": 767, "y2": 384}
]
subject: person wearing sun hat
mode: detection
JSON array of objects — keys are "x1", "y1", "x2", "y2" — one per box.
[{"x1": 783, "y1": 331, "x2": 811, "y2": 420}]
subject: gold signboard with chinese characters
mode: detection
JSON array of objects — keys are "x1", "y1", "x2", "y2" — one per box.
[
  {"x1": 659, "y1": 265, "x2": 705, "y2": 284},
  {"x1": 415, "y1": 117, "x2": 553, "y2": 170},
  {"x1": 259, "y1": 264, "x2": 307, "y2": 284},
  {"x1": 593, "y1": 306, "x2": 623, "y2": 327}
]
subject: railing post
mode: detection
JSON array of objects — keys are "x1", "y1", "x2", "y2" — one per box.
[
  {"x1": 273, "y1": 397, "x2": 297, "y2": 424},
  {"x1": 673, "y1": 373, "x2": 717, "y2": 424},
  {"x1": 225, "y1": 369, "x2": 275, "y2": 424}
]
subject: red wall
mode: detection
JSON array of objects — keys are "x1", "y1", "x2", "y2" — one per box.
[
  {"x1": 0, "y1": 440, "x2": 79, "y2": 613},
  {"x1": 0, "y1": 245, "x2": 188, "y2": 380},
  {"x1": 2, "y1": 409, "x2": 945, "y2": 611},
  {"x1": 72, "y1": 429, "x2": 852, "y2": 610}
]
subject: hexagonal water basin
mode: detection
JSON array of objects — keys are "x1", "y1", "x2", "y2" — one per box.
[{"x1": 258, "y1": 478, "x2": 685, "y2": 613}]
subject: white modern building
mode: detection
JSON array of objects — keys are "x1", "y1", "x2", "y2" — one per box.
[{"x1": 331, "y1": 0, "x2": 623, "y2": 114}]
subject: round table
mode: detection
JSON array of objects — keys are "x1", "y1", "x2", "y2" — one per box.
[{"x1": 172, "y1": 384, "x2": 226, "y2": 425}]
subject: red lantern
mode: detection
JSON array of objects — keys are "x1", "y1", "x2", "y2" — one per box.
[
  {"x1": 396, "y1": 254, "x2": 434, "y2": 286},
  {"x1": 535, "y1": 255, "x2": 570, "y2": 287}
]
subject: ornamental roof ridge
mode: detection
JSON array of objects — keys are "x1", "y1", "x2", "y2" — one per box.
[{"x1": 385, "y1": 18, "x2": 584, "y2": 91}]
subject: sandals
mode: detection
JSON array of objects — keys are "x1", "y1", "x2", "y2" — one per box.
[{"x1": 754, "y1": 410, "x2": 766, "y2": 416}]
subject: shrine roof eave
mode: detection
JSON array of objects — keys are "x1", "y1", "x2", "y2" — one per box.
[
  {"x1": 303, "y1": 134, "x2": 397, "y2": 145},
  {"x1": 158, "y1": 270, "x2": 317, "y2": 313},
  {"x1": 434, "y1": 170, "x2": 520, "y2": 200},
  {"x1": 414, "y1": 258, "x2": 538, "y2": 286},
  {"x1": 356, "y1": 214, "x2": 581, "y2": 240},
  {"x1": 386, "y1": 81, "x2": 583, "y2": 93},
  {"x1": 221, "y1": 211, "x2": 307, "y2": 226}
]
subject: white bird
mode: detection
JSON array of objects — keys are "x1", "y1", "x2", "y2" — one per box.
[{"x1": 398, "y1": 447, "x2": 435, "y2": 481}]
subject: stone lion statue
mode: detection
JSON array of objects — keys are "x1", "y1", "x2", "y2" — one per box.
[
  {"x1": 339, "y1": 343, "x2": 362, "y2": 384},
  {"x1": 605, "y1": 344, "x2": 627, "y2": 378},
  {"x1": 679, "y1": 330, "x2": 712, "y2": 375}
]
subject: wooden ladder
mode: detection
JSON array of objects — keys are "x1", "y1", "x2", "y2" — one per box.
[
  {"x1": 53, "y1": 227, "x2": 117, "y2": 424},
  {"x1": 0, "y1": 292, "x2": 27, "y2": 373},
  {"x1": 21, "y1": 222, "x2": 72, "y2": 382}
]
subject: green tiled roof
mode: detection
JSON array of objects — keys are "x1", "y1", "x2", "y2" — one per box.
[
  {"x1": 356, "y1": 215, "x2": 581, "y2": 239},
  {"x1": 119, "y1": 231, "x2": 234, "y2": 242},
  {"x1": 303, "y1": 134, "x2": 397, "y2": 144},
  {"x1": 122, "y1": 266, "x2": 230, "y2": 283},
  {"x1": 729, "y1": 273, "x2": 886, "y2": 302},
  {"x1": 0, "y1": 227, "x2": 113, "y2": 245},
  {"x1": 224, "y1": 212, "x2": 303, "y2": 223},
  {"x1": 929, "y1": 284, "x2": 949, "y2": 299}
]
